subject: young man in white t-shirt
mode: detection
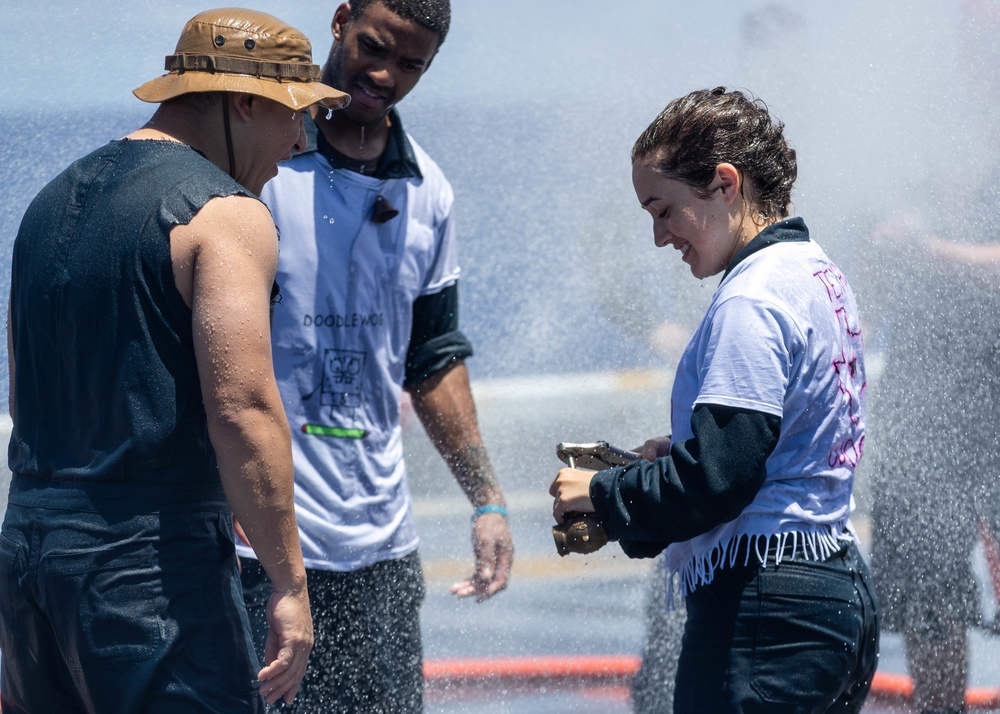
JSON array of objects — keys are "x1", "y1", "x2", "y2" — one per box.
[{"x1": 235, "y1": 2, "x2": 514, "y2": 711}]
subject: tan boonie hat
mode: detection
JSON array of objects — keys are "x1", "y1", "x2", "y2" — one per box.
[{"x1": 133, "y1": 8, "x2": 349, "y2": 111}]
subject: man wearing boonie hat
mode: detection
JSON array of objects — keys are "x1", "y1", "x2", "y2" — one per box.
[
  {"x1": 233, "y1": 2, "x2": 514, "y2": 711},
  {"x1": 1, "y1": 9, "x2": 346, "y2": 713}
]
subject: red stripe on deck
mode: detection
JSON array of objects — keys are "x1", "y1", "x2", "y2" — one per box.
[{"x1": 423, "y1": 656, "x2": 1000, "y2": 709}]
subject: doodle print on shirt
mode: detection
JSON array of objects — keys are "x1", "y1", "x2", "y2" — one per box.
[{"x1": 321, "y1": 348, "x2": 366, "y2": 410}]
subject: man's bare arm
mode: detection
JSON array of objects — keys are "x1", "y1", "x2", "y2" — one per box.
[
  {"x1": 926, "y1": 236, "x2": 1000, "y2": 268},
  {"x1": 408, "y1": 360, "x2": 513, "y2": 601},
  {"x1": 171, "y1": 194, "x2": 311, "y2": 705}
]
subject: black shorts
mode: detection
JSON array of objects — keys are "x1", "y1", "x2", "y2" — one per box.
[{"x1": 241, "y1": 551, "x2": 426, "y2": 713}]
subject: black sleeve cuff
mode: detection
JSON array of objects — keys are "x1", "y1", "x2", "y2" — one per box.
[
  {"x1": 590, "y1": 469, "x2": 668, "y2": 559},
  {"x1": 404, "y1": 282, "x2": 475, "y2": 388},
  {"x1": 588, "y1": 404, "x2": 781, "y2": 555},
  {"x1": 404, "y1": 330, "x2": 474, "y2": 389}
]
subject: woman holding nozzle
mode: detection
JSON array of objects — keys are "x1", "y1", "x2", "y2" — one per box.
[{"x1": 549, "y1": 87, "x2": 879, "y2": 713}]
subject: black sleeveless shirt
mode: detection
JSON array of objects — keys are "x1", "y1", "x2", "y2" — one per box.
[{"x1": 9, "y1": 139, "x2": 253, "y2": 496}]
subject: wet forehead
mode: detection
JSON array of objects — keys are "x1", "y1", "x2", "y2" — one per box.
[
  {"x1": 632, "y1": 161, "x2": 667, "y2": 206},
  {"x1": 352, "y1": 2, "x2": 439, "y2": 62}
]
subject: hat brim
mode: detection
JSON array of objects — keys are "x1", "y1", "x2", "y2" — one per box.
[{"x1": 133, "y1": 72, "x2": 350, "y2": 111}]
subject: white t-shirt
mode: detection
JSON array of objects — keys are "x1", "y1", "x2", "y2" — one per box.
[
  {"x1": 665, "y1": 235, "x2": 865, "y2": 596},
  {"x1": 236, "y1": 134, "x2": 459, "y2": 571}
]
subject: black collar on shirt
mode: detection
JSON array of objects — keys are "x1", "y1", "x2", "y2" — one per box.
[
  {"x1": 722, "y1": 217, "x2": 810, "y2": 281},
  {"x1": 302, "y1": 109, "x2": 423, "y2": 180}
]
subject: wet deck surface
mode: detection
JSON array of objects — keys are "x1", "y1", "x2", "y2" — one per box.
[
  {"x1": 2, "y1": 372, "x2": 1000, "y2": 712},
  {"x1": 406, "y1": 374, "x2": 1000, "y2": 713}
]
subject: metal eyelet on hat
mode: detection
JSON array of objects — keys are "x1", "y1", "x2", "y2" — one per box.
[
  {"x1": 214, "y1": 35, "x2": 226, "y2": 46},
  {"x1": 244, "y1": 38, "x2": 256, "y2": 50}
]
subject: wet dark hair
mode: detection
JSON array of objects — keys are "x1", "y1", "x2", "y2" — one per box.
[
  {"x1": 632, "y1": 87, "x2": 797, "y2": 220},
  {"x1": 350, "y1": 0, "x2": 451, "y2": 46}
]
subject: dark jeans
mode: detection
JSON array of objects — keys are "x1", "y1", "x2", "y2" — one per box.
[
  {"x1": 241, "y1": 551, "x2": 426, "y2": 714},
  {"x1": 0, "y1": 477, "x2": 264, "y2": 714},
  {"x1": 674, "y1": 542, "x2": 879, "y2": 714}
]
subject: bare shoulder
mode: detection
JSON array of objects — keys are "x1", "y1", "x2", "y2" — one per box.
[
  {"x1": 173, "y1": 194, "x2": 276, "y2": 253},
  {"x1": 171, "y1": 194, "x2": 277, "y2": 307}
]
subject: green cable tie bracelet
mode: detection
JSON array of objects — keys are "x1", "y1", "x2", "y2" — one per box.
[{"x1": 472, "y1": 504, "x2": 508, "y2": 522}]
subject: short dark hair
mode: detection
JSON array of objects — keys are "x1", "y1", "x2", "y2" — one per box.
[
  {"x1": 166, "y1": 91, "x2": 223, "y2": 114},
  {"x1": 632, "y1": 87, "x2": 797, "y2": 220},
  {"x1": 349, "y1": 0, "x2": 451, "y2": 46}
]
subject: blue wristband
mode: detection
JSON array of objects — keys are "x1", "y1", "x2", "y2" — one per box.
[{"x1": 472, "y1": 504, "x2": 508, "y2": 522}]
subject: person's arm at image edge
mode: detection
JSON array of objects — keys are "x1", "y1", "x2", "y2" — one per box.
[
  {"x1": 172, "y1": 195, "x2": 311, "y2": 705},
  {"x1": 7, "y1": 302, "x2": 14, "y2": 420}
]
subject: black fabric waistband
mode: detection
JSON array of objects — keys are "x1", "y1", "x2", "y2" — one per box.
[{"x1": 7, "y1": 473, "x2": 230, "y2": 514}]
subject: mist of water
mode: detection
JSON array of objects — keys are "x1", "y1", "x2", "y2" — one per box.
[
  {"x1": 3, "y1": 1, "x2": 994, "y2": 385},
  {"x1": 4, "y1": 0, "x2": 1000, "y2": 708}
]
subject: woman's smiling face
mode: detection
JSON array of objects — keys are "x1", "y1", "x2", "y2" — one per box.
[{"x1": 632, "y1": 159, "x2": 739, "y2": 280}]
